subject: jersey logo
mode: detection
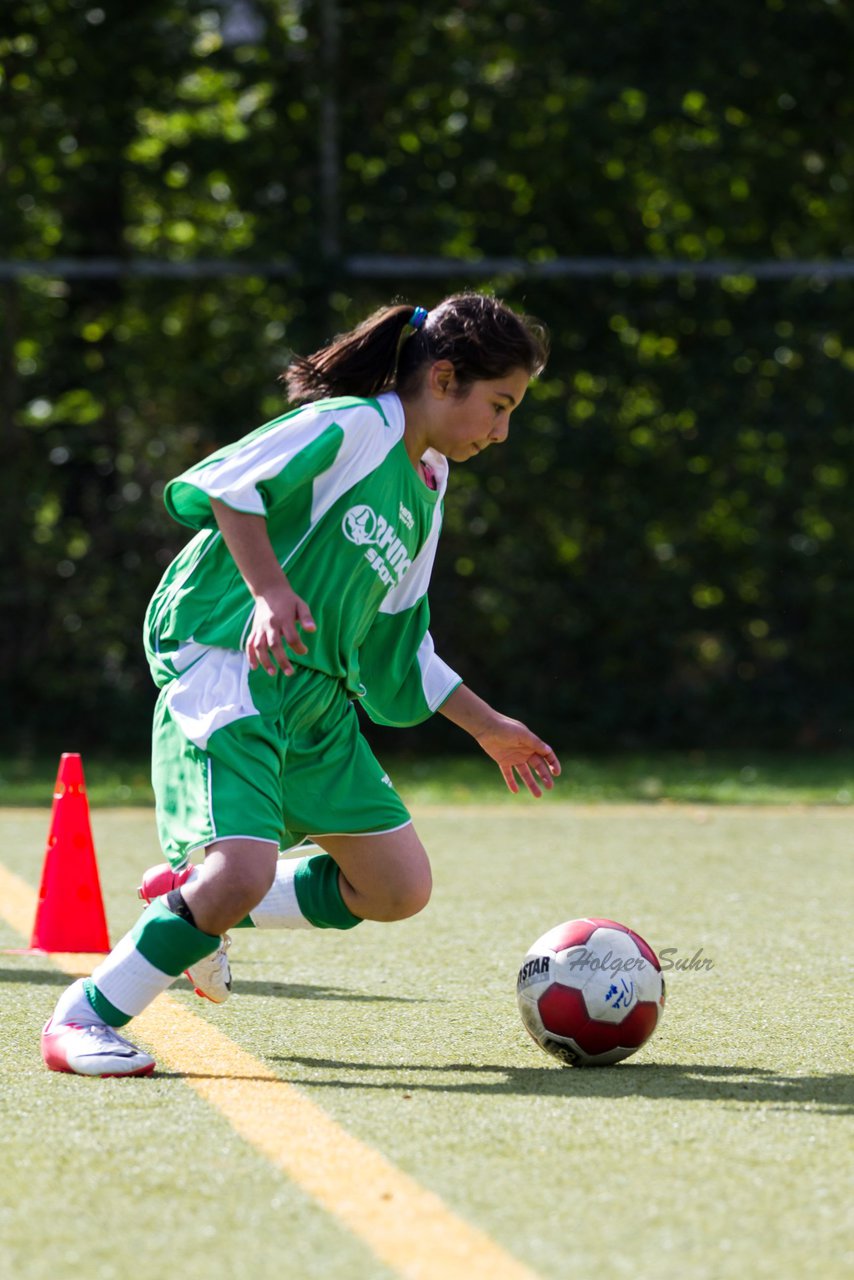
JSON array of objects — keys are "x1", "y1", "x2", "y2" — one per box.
[
  {"x1": 342, "y1": 504, "x2": 377, "y2": 545},
  {"x1": 342, "y1": 504, "x2": 413, "y2": 587}
]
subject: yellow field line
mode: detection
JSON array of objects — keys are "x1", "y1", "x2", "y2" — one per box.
[{"x1": 0, "y1": 860, "x2": 542, "y2": 1280}]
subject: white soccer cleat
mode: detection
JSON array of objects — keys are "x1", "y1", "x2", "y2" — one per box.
[
  {"x1": 41, "y1": 1017, "x2": 156, "y2": 1077},
  {"x1": 137, "y1": 860, "x2": 233, "y2": 1004},
  {"x1": 186, "y1": 933, "x2": 232, "y2": 1004}
]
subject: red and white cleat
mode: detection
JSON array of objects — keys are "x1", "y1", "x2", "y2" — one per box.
[
  {"x1": 137, "y1": 860, "x2": 196, "y2": 903},
  {"x1": 137, "y1": 861, "x2": 232, "y2": 1004},
  {"x1": 41, "y1": 1018, "x2": 155, "y2": 1077}
]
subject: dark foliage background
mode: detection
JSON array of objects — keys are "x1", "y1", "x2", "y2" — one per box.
[{"x1": 1, "y1": 0, "x2": 853, "y2": 753}]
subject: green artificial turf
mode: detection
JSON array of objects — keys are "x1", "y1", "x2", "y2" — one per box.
[{"x1": 0, "y1": 803, "x2": 851, "y2": 1280}]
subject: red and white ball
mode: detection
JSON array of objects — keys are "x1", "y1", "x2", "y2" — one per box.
[{"x1": 517, "y1": 917, "x2": 665, "y2": 1066}]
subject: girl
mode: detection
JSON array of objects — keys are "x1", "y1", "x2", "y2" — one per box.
[{"x1": 42, "y1": 292, "x2": 561, "y2": 1076}]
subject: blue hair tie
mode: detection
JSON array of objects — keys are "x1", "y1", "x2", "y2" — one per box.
[{"x1": 410, "y1": 306, "x2": 428, "y2": 331}]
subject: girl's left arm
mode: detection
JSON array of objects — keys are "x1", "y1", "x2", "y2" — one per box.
[{"x1": 438, "y1": 684, "x2": 561, "y2": 798}]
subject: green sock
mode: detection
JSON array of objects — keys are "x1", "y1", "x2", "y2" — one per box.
[
  {"x1": 83, "y1": 897, "x2": 220, "y2": 1026},
  {"x1": 295, "y1": 852, "x2": 361, "y2": 929},
  {"x1": 248, "y1": 852, "x2": 362, "y2": 931}
]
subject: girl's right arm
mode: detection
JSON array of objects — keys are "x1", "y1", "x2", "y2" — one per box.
[{"x1": 210, "y1": 498, "x2": 316, "y2": 677}]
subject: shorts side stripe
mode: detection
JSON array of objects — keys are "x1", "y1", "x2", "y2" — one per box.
[
  {"x1": 206, "y1": 755, "x2": 216, "y2": 844},
  {"x1": 308, "y1": 820, "x2": 413, "y2": 839}
]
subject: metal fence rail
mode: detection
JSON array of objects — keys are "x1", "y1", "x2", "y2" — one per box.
[{"x1": 2, "y1": 255, "x2": 854, "y2": 281}]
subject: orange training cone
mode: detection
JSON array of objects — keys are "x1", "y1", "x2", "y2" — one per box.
[{"x1": 29, "y1": 753, "x2": 110, "y2": 952}]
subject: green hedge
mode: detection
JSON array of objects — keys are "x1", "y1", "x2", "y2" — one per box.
[{"x1": 2, "y1": 0, "x2": 853, "y2": 750}]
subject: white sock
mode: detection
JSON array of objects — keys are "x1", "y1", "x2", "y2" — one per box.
[
  {"x1": 249, "y1": 856, "x2": 316, "y2": 930},
  {"x1": 51, "y1": 978, "x2": 104, "y2": 1027}
]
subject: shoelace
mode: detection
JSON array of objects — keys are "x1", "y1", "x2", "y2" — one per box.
[
  {"x1": 195, "y1": 933, "x2": 231, "y2": 970},
  {"x1": 66, "y1": 1020, "x2": 127, "y2": 1048}
]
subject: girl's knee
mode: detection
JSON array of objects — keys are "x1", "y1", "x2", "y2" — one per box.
[
  {"x1": 373, "y1": 866, "x2": 432, "y2": 922},
  {"x1": 319, "y1": 828, "x2": 432, "y2": 923},
  {"x1": 187, "y1": 840, "x2": 278, "y2": 932}
]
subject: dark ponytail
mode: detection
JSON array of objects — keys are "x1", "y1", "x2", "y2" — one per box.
[{"x1": 282, "y1": 293, "x2": 549, "y2": 405}]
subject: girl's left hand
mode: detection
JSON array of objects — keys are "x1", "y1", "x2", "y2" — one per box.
[{"x1": 475, "y1": 716, "x2": 561, "y2": 798}]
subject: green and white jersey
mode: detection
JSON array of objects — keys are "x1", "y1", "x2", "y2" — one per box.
[{"x1": 144, "y1": 392, "x2": 462, "y2": 727}]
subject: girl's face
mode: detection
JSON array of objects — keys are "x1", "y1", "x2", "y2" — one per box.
[{"x1": 426, "y1": 363, "x2": 531, "y2": 462}]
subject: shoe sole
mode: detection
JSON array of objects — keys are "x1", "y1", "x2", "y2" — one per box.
[
  {"x1": 46, "y1": 1059, "x2": 156, "y2": 1078},
  {"x1": 190, "y1": 984, "x2": 220, "y2": 1003}
]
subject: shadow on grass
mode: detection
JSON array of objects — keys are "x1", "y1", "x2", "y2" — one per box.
[
  {"x1": 151, "y1": 1060, "x2": 852, "y2": 1114},
  {"x1": 0, "y1": 965, "x2": 427, "y2": 1003},
  {"x1": 0, "y1": 965, "x2": 76, "y2": 987},
  {"x1": 267, "y1": 1055, "x2": 854, "y2": 1113},
  {"x1": 51, "y1": 1060, "x2": 850, "y2": 1113},
  {"x1": 8, "y1": 965, "x2": 849, "y2": 1113},
  {"x1": 231, "y1": 979, "x2": 428, "y2": 1003}
]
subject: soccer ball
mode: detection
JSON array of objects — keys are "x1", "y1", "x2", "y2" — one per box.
[{"x1": 517, "y1": 917, "x2": 665, "y2": 1066}]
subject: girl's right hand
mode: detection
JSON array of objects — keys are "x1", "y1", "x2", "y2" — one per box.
[{"x1": 246, "y1": 583, "x2": 316, "y2": 676}]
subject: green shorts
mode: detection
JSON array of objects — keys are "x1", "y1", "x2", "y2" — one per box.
[{"x1": 150, "y1": 647, "x2": 411, "y2": 867}]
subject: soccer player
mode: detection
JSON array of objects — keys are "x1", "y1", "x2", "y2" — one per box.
[{"x1": 41, "y1": 293, "x2": 561, "y2": 1076}]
